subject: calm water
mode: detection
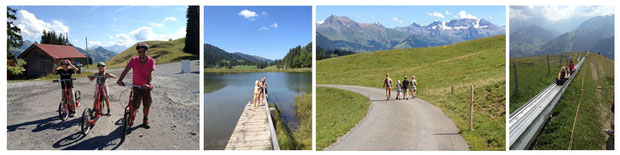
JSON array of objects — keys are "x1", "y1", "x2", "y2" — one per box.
[{"x1": 204, "y1": 72, "x2": 311, "y2": 150}]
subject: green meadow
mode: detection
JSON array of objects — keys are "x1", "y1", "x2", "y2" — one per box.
[
  {"x1": 531, "y1": 53, "x2": 614, "y2": 150},
  {"x1": 316, "y1": 35, "x2": 507, "y2": 150}
]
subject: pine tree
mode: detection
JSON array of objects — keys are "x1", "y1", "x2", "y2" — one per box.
[{"x1": 7, "y1": 7, "x2": 23, "y2": 59}]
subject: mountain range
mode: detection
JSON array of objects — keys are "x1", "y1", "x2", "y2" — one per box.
[
  {"x1": 204, "y1": 43, "x2": 273, "y2": 68},
  {"x1": 75, "y1": 46, "x2": 118, "y2": 64},
  {"x1": 317, "y1": 15, "x2": 505, "y2": 52},
  {"x1": 510, "y1": 15, "x2": 614, "y2": 59}
]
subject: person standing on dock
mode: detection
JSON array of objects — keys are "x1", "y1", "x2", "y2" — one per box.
[
  {"x1": 253, "y1": 80, "x2": 261, "y2": 107},
  {"x1": 260, "y1": 77, "x2": 267, "y2": 102}
]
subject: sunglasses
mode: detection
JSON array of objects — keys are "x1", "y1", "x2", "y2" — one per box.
[{"x1": 138, "y1": 49, "x2": 147, "y2": 53}]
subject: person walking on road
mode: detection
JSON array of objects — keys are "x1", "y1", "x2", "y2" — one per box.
[
  {"x1": 383, "y1": 74, "x2": 393, "y2": 101},
  {"x1": 396, "y1": 80, "x2": 402, "y2": 100},
  {"x1": 116, "y1": 42, "x2": 155, "y2": 129},
  {"x1": 410, "y1": 75, "x2": 417, "y2": 99},
  {"x1": 402, "y1": 76, "x2": 410, "y2": 100}
]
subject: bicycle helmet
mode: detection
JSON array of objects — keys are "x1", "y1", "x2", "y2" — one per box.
[
  {"x1": 60, "y1": 60, "x2": 70, "y2": 65},
  {"x1": 97, "y1": 62, "x2": 106, "y2": 67},
  {"x1": 136, "y1": 42, "x2": 149, "y2": 50}
]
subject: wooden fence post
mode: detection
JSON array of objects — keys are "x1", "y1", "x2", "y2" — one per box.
[
  {"x1": 470, "y1": 85, "x2": 474, "y2": 131},
  {"x1": 560, "y1": 54, "x2": 563, "y2": 67},
  {"x1": 513, "y1": 62, "x2": 518, "y2": 97},
  {"x1": 547, "y1": 54, "x2": 550, "y2": 74},
  {"x1": 451, "y1": 85, "x2": 454, "y2": 95}
]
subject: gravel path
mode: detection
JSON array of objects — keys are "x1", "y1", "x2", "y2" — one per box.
[{"x1": 7, "y1": 60, "x2": 200, "y2": 150}]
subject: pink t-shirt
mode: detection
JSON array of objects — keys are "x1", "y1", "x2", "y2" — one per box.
[{"x1": 128, "y1": 56, "x2": 155, "y2": 87}]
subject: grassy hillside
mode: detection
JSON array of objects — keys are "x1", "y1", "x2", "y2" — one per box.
[
  {"x1": 532, "y1": 53, "x2": 614, "y2": 150},
  {"x1": 509, "y1": 53, "x2": 581, "y2": 113},
  {"x1": 317, "y1": 35, "x2": 506, "y2": 150},
  {"x1": 106, "y1": 38, "x2": 198, "y2": 68}
]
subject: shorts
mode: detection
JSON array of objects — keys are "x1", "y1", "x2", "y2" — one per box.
[
  {"x1": 412, "y1": 86, "x2": 417, "y2": 91},
  {"x1": 93, "y1": 84, "x2": 109, "y2": 100},
  {"x1": 131, "y1": 87, "x2": 152, "y2": 109}
]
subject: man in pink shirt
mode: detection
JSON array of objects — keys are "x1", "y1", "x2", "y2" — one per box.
[{"x1": 117, "y1": 42, "x2": 155, "y2": 129}]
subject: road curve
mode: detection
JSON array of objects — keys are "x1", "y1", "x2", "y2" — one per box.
[{"x1": 318, "y1": 84, "x2": 469, "y2": 151}]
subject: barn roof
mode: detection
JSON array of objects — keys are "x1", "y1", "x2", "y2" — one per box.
[{"x1": 19, "y1": 44, "x2": 87, "y2": 59}]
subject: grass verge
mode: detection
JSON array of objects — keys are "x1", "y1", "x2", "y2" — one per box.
[
  {"x1": 272, "y1": 93, "x2": 312, "y2": 150},
  {"x1": 316, "y1": 87, "x2": 370, "y2": 150}
]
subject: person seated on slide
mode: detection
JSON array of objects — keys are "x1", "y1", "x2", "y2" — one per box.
[
  {"x1": 569, "y1": 60, "x2": 575, "y2": 74},
  {"x1": 556, "y1": 67, "x2": 569, "y2": 85}
]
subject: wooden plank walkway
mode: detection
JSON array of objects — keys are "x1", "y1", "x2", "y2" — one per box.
[{"x1": 225, "y1": 99, "x2": 273, "y2": 150}]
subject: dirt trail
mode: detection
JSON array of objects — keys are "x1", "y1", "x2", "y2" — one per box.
[
  {"x1": 7, "y1": 61, "x2": 200, "y2": 150},
  {"x1": 590, "y1": 61, "x2": 598, "y2": 81}
]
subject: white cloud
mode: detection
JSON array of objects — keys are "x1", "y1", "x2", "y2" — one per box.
[
  {"x1": 270, "y1": 23, "x2": 278, "y2": 28},
  {"x1": 112, "y1": 26, "x2": 186, "y2": 47},
  {"x1": 150, "y1": 23, "x2": 164, "y2": 27},
  {"x1": 457, "y1": 11, "x2": 478, "y2": 19},
  {"x1": 258, "y1": 27, "x2": 269, "y2": 31},
  {"x1": 164, "y1": 17, "x2": 177, "y2": 22},
  {"x1": 88, "y1": 41, "x2": 102, "y2": 47},
  {"x1": 317, "y1": 20, "x2": 324, "y2": 24},
  {"x1": 238, "y1": 9, "x2": 258, "y2": 20},
  {"x1": 390, "y1": 17, "x2": 403, "y2": 24},
  {"x1": 427, "y1": 12, "x2": 446, "y2": 18},
  {"x1": 129, "y1": 27, "x2": 156, "y2": 41},
  {"x1": 445, "y1": 10, "x2": 452, "y2": 15},
  {"x1": 542, "y1": 6, "x2": 575, "y2": 21},
  {"x1": 73, "y1": 39, "x2": 78, "y2": 43},
  {"x1": 114, "y1": 33, "x2": 134, "y2": 47},
  {"x1": 13, "y1": 10, "x2": 70, "y2": 40},
  {"x1": 510, "y1": 6, "x2": 614, "y2": 22},
  {"x1": 150, "y1": 16, "x2": 178, "y2": 28}
]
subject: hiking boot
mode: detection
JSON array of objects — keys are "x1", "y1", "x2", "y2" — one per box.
[
  {"x1": 605, "y1": 129, "x2": 614, "y2": 135},
  {"x1": 143, "y1": 118, "x2": 151, "y2": 129}
]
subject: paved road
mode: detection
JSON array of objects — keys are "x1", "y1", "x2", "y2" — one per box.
[
  {"x1": 7, "y1": 60, "x2": 200, "y2": 150},
  {"x1": 319, "y1": 84, "x2": 469, "y2": 151}
]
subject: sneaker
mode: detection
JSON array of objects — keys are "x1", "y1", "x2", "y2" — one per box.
[
  {"x1": 605, "y1": 129, "x2": 614, "y2": 135},
  {"x1": 107, "y1": 109, "x2": 111, "y2": 115},
  {"x1": 69, "y1": 111, "x2": 75, "y2": 117},
  {"x1": 143, "y1": 118, "x2": 151, "y2": 129}
]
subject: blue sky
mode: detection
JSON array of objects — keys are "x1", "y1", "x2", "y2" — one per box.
[
  {"x1": 205, "y1": 6, "x2": 312, "y2": 60},
  {"x1": 317, "y1": 6, "x2": 506, "y2": 28},
  {"x1": 8, "y1": 6, "x2": 188, "y2": 50}
]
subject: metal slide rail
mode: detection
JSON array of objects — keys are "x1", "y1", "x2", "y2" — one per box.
[{"x1": 509, "y1": 56, "x2": 585, "y2": 150}]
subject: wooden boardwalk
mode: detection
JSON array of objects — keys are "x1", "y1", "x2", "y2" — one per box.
[{"x1": 225, "y1": 98, "x2": 277, "y2": 150}]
